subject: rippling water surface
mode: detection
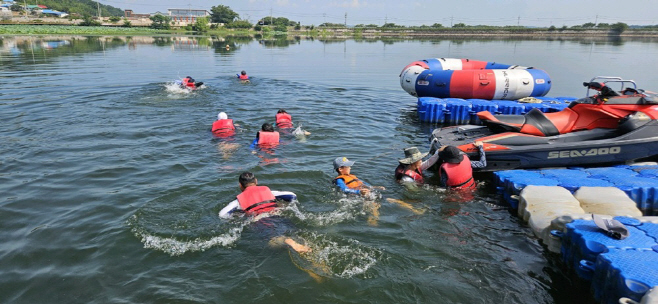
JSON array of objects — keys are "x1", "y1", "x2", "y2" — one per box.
[{"x1": 2, "y1": 35, "x2": 658, "y2": 303}]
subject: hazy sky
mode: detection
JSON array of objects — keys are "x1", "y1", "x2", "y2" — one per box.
[{"x1": 98, "y1": 0, "x2": 658, "y2": 27}]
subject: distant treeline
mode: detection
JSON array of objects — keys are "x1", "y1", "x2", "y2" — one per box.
[{"x1": 27, "y1": 0, "x2": 124, "y2": 17}]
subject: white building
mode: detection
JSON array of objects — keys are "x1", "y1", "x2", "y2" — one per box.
[{"x1": 167, "y1": 8, "x2": 210, "y2": 24}]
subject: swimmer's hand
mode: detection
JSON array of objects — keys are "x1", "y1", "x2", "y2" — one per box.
[
  {"x1": 360, "y1": 188, "x2": 370, "y2": 196},
  {"x1": 373, "y1": 186, "x2": 386, "y2": 191},
  {"x1": 474, "y1": 141, "x2": 484, "y2": 148}
]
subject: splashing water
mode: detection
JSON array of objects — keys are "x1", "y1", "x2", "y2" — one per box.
[{"x1": 288, "y1": 231, "x2": 383, "y2": 279}]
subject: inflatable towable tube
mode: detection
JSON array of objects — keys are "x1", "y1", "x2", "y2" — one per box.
[{"x1": 400, "y1": 58, "x2": 551, "y2": 100}]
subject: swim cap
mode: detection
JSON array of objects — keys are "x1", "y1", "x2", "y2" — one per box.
[{"x1": 218, "y1": 112, "x2": 228, "y2": 120}]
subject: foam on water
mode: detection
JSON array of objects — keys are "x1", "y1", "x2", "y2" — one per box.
[{"x1": 289, "y1": 231, "x2": 382, "y2": 279}]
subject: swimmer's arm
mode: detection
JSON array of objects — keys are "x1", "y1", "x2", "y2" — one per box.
[
  {"x1": 470, "y1": 145, "x2": 487, "y2": 169},
  {"x1": 420, "y1": 150, "x2": 440, "y2": 171},
  {"x1": 249, "y1": 138, "x2": 258, "y2": 150},
  {"x1": 219, "y1": 200, "x2": 240, "y2": 218},
  {"x1": 335, "y1": 178, "x2": 361, "y2": 194}
]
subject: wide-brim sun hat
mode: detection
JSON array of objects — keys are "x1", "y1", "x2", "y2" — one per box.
[
  {"x1": 333, "y1": 157, "x2": 355, "y2": 170},
  {"x1": 398, "y1": 147, "x2": 429, "y2": 165},
  {"x1": 218, "y1": 112, "x2": 228, "y2": 120},
  {"x1": 439, "y1": 146, "x2": 464, "y2": 164}
]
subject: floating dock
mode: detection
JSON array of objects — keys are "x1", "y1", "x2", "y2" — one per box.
[{"x1": 416, "y1": 96, "x2": 576, "y2": 124}]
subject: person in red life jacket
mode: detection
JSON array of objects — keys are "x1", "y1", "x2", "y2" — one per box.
[
  {"x1": 438, "y1": 141, "x2": 486, "y2": 190},
  {"x1": 275, "y1": 109, "x2": 294, "y2": 129},
  {"x1": 211, "y1": 112, "x2": 236, "y2": 137},
  {"x1": 181, "y1": 76, "x2": 203, "y2": 89},
  {"x1": 250, "y1": 123, "x2": 280, "y2": 149},
  {"x1": 219, "y1": 172, "x2": 311, "y2": 253},
  {"x1": 394, "y1": 146, "x2": 441, "y2": 186},
  {"x1": 333, "y1": 157, "x2": 385, "y2": 197},
  {"x1": 237, "y1": 70, "x2": 249, "y2": 80}
]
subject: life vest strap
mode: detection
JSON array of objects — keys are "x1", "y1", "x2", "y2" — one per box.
[
  {"x1": 450, "y1": 177, "x2": 474, "y2": 189},
  {"x1": 243, "y1": 200, "x2": 277, "y2": 213}
]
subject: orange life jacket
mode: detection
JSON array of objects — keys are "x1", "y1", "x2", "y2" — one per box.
[
  {"x1": 440, "y1": 156, "x2": 476, "y2": 190},
  {"x1": 276, "y1": 113, "x2": 293, "y2": 129},
  {"x1": 257, "y1": 131, "x2": 280, "y2": 145},
  {"x1": 395, "y1": 164, "x2": 424, "y2": 184},
  {"x1": 334, "y1": 174, "x2": 365, "y2": 189},
  {"x1": 236, "y1": 185, "x2": 277, "y2": 215},
  {"x1": 211, "y1": 119, "x2": 235, "y2": 137},
  {"x1": 239, "y1": 74, "x2": 249, "y2": 80}
]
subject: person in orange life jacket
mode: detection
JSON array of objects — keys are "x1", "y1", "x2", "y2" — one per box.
[
  {"x1": 250, "y1": 123, "x2": 280, "y2": 149},
  {"x1": 438, "y1": 141, "x2": 486, "y2": 190},
  {"x1": 181, "y1": 76, "x2": 203, "y2": 89},
  {"x1": 333, "y1": 157, "x2": 385, "y2": 196},
  {"x1": 237, "y1": 70, "x2": 249, "y2": 80},
  {"x1": 394, "y1": 146, "x2": 442, "y2": 185},
  {"x1": 211, "y1": 112, "x2": 236, "y2": 137},
  {"x1": 219, "y1": 172, "x2": 311, "y2": 253},
  {"x1": 275, "y1": 109, "x2": 294, "y2": 129}
]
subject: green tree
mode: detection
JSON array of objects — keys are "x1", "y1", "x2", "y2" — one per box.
[
  {"x1": 109, "y1": 16, "x2": 121, "y2": 23},
  {"x1": 548, "y1": 25, "x2": 556, "y2": 31},
  {"x1": 193, "y1": 16, "x2": 209, "y2": 32},
  {"x1": 453, "y1": 23, "x2": 466, "y2": 28},
  {"x1": 226, "y1": 20, "x2": 252, "y2": 29},
  {"x1": 122, "y1": 19, "x2": 132, "y2": 27},
  {"x1": 611, "y1": 22, "x2": 628, "y2": 33},
  {"x1": 274, "y1": 24, "x2": 287, "y2": 32},
  {"x1": 582, "y1": 22, "x2": 596, "y2": 28},
  {"x1": 210, "y1": 5, "x2": 238, "y2": 23},
  {"x1": 150, "y1": 14, "x2": 171, "y2": 29},
  {"x1": 79, "y1": 15, "x2": 101, "y2": 26},
  {"x1": 10, "y1": 3, "x2": 23, "y2": 11},
  {"x1": 431, "y1": 23, "x2": 443, "y2": 28},
  {"x1": 597, "y1": 23, "x2": 610, "y2": 28}
]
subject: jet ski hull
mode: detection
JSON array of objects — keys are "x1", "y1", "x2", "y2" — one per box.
[{"x1": 429, "y1": 121, "x2": 658, "y2": 171}]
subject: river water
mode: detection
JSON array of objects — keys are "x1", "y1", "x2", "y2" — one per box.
[{"x1": 1, "y1": 35, "x2": 658, "y2": 304}]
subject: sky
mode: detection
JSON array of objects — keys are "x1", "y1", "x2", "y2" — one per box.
[{"x1": 97, "y1": 0, "x2": 658, "y2": 27}]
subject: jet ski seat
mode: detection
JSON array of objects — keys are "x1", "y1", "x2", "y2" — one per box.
[{"x1": 477, "y1": 108, "x2": 579, "y2": 137}]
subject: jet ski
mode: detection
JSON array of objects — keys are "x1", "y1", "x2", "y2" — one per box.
[{"x1": 428, "y1": 77, "x2": 658, "y2": 171}]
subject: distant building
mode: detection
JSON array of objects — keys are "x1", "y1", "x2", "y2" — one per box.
[
  {"x1": 167, "y1": 8, "x2": 210, "y2": 24},
  {"x1": 124, "y1": 9, "x2": 150, "y2": 19},
  {"x1": 40, "y1": 9, "x2": 68, "y2": 18}
]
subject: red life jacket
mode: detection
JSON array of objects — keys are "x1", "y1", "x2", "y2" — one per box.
[
  {"x1": 334, "y1": 174, "x2": 365, "y2": 189},
  {"x1": 440, "y1": 156, "x2": 476, "y2": 190},
  {"x1": 257, "y1": 131, "x2": 280, "y2": 145},
  {"x1": 276, "y1": 113, "x2": 293, "y2": 129},
  {"x1": 239, "y1": 74, "x2": 249, "y2": 80},
  {"x1": 236, "y1": 185, "x2": 277, "y2": 215},
  {"x1": 211, "y1": 119, "x2": 235, "y2": 137},
  {"x1": 395, "y1": 164, "x2": 424, "y2": 184}
]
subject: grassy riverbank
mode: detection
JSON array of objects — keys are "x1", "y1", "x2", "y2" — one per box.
[{"x1": 2, "y1": 24, "x2": 658, "y2": 38}]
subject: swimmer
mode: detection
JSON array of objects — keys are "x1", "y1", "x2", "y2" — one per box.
[
  {"x1": 250, "y1": 123, "x2": 280, "y2": 149},
  {"x1": 332, "y1": 157, "x2": 385, "y2": 196},
  {"x1": 211, "y1": 112, "x2": 236, "y2": 137},
  {"x1": 218, "y1": 172, "x2": 311, "y2": 253},
  {"x1": 394, "y1": 146, "x2": 441, "y2": 186},
  {"x1": 438, "y1": 142, "x2": 486, "y2": 190},
  {"x1": 237, "y1": 70, "x2": 249, "y2": 80}
]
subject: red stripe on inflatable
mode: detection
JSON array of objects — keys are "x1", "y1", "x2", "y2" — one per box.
[
  {"x1": 400, "y1": 61, "x2": 429, "y2": 74},
  {"x1": 449, "y1": 70, "x2": 496, "y2": 99},
  {"x1": 461, "y1": 59, "x2": 488, "y2": 70}
]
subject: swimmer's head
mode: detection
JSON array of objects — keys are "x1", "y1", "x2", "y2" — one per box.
[
  {"x1": 261, "y1": 123, "x2": 274, "y2": 132},
  {"x1": 241, "y1": 70, "x2": 247, "y2": 75},
  {"x1": 239, "y1": 171, "x2": 257, "y2": 189},
  {"x1": 217, "y1": 112, "x2": 228, "y2": 120}
]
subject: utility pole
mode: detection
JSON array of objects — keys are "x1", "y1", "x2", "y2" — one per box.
[
  {"x1": 344, "y1": 12, "x2": 347, "y2": 26},
  {"x1": 517, "y1": 15, "x2": 520, "y2": 26},
  {"x1": 270, "y1": 7, "x2": 273, "y2": 25},
  {"x1": 450, "y1": 16, "x2": 453, "y2": 27},
  {"x1": 96, "y1": 0, "x2": 100, "y2": 18},
  {"x1": 384, "y1": 15, "x2": 387, "y2": 25},
  {"x1": 595, "y1": 14, "x2": 598, "y2": 26},
  {"x1": 23, "y1": 0, "x2": 28, "y2": 19}
]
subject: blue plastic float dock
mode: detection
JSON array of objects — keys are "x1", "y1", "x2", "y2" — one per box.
[{"x1": 417, "y1": 96, "x2": 576, "y2": 124}]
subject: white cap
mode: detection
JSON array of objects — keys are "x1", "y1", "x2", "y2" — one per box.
[{"x1": 218, "y1": 112, "x2": 228, "y2": 120}]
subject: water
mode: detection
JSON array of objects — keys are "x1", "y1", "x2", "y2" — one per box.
[{"x1": 2, "y1": 35, "x2": 658, "y2": 303}]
